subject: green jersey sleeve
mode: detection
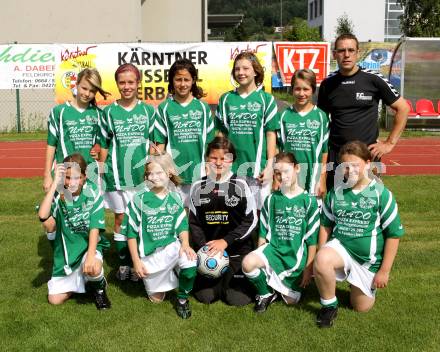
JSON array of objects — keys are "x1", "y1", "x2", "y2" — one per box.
[
  {"x1": 47, "y1": 107, "x2": 59, "y2": 147},
  {"x1": 380, "y1": 187, "x2": 404, "y2": 238},
  {"x1": 88, "y1": 186, "x2": 106, "y2": 231},
  {"x1": 319, "y1": 108, "x2": 330, "y2": 153},
  {"x1": 262, "y1": 92, "x2": 279, "y2": 132},
  {"x1": 146, "y1": 104, "x2": 156, "y2": 143},
  {"x1": 259, "y1": 196, "x2": 271, "y2": 240},
  {"x1": 215, "y1": 93, "x2": 229, "y2": 135},
  {"x1": 153, "y1": 104, "x2": 168, "y2": 144},
  {"x1": 175, "y1": 208, "x2": 189, "y2": 236},
  {"x1": 125, "y1": 197, "x2": 142, "y2": 239},
  {"x1": 305, "y1": 196, "x2": 320, "y2": 246},
  {"x1": 321, "y1": 190, "x2": 335, "y2": 228},
  {"x1": 204, "y1": 101, "x2": 215, "y2": 144}
]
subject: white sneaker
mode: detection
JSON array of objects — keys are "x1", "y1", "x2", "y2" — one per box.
[{"x1": 116, "y1": 265, "x2": 130, "y2": 281}]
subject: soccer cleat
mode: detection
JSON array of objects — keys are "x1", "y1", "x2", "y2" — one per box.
[
  {"x1": 176, "y1": 300, "x2": 192, "y2": 319},
  {"x1": 130, "y1": 267, "x2": 139, "y2": 282},
  {"x1": 316, "y1": 306, "x2": 338, "y2": 328},
  {"x1": 93, "y1": 289, "x2": 111, "y2": 310},
  {"x1": 116, "y1": 265, "x2": 130, "y2": 281},
  {"x1": 254, "y1": 292, "x2": 277, "y2": 313}
]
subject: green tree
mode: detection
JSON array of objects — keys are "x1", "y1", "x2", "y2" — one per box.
[
  {"x1": 285, "y1": 18, "x2": 321, "y2": 41},
  {"x1": 398, "y1": 0, "x2": 440, "y2": 37},
  {"x1": 335, "y1": 13, "x2": 355, "y2": 37}
]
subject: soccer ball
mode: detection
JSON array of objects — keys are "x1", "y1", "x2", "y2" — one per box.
[{"x1": 196, "y1": 245, "x2": 229, "y2": 279}]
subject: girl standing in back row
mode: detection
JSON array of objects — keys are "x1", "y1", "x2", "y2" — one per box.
[
  {"x1": 216, "y1": 52, "x2": 279, "y2": 209},
  {"x1": 98, "y1": 63, "x2": 156, "y2": 281},
  {"x1": 154, "y1": 58, "x2": 215, "y2": 208},
  {"x1": 278, "y1": 69, "x2": 329, "y2": 197}
]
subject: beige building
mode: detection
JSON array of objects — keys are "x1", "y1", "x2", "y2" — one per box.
[
  {"x1": 0, "y1": 0, "x2": 207, "y2": 131},
  {"x1": 0, "y1": 0, "x2": 207, "y2": 43}
]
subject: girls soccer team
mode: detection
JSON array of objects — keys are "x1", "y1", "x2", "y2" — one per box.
[{"x1": 39, "y1": 54, "x2": 404, "y2": 326}]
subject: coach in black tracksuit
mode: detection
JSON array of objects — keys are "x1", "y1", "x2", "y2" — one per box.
[
  {"x1": 318, "y1": 34, "x2": 409, "y2": 190},
  {"x1": 189, "y1": 137, "x2": 257, "y2": 306}
]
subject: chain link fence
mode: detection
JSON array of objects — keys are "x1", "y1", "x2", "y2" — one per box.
[{"x1": 0, "y1": 89, "x2": 54, "y2": 132}]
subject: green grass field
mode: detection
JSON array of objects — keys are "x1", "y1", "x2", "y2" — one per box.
[{"x1": 1, "y1": 176, "x2": 439, "y2": 351}]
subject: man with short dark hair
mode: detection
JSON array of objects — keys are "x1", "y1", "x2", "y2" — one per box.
[{"x1": 318, "y1": 33, "x2": 409, "y2": 189}]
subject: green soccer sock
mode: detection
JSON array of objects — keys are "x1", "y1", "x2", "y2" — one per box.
[
  {"x1": 320, "y1": 296, "x2": 338, "y2": 308},
  {"x1": 177, "y1": 266, "x2": 197, "y2": 300},
  {"x1": 114, "y1": 232, "x2": 131, "y2": 267},
  {"x1": 244, "y1": 268, "x2": 271, "y2": 296}
]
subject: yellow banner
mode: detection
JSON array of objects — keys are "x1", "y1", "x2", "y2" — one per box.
[{"x1": 55, "y1": 42, "x2": 273, "y2": 106}]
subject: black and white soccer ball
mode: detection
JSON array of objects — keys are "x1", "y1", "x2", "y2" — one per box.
[{"x1": 196, "y1": 245, "x2": 229, "y2": 279}]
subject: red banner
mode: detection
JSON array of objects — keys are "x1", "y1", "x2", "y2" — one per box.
[{"x1": 273, "y1": 42, "x2": 330, "y2": 86}]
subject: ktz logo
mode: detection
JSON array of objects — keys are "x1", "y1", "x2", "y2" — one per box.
[
  {"x1": 225, "y1": 194, "x2": 239, "y2": 207},
  {"x1": 247, "y1": 102, "x2": 261, "y2": 112},
  {"x1": 359, "y1": 197, "x2": 376, "y2": 209},
  {"x1": 132, "y1": 114, "x2": 147, "y2": 125},
  {"x1": 292, "y1": 205, "x2": 306, "y2": 218},
  {"x1": 169, "y1": 114, "x2": 180, "y2": 122},
  {"x1": 286, "y1": 123, "x2": 297, "y2": 129},
  {"x1": 189, "y1": 110, "x2": 202, "y2": 120},
  {"x1": 356, "y1": 93, "x2": 373, "y2": 101},
  {"x1": 66, "y1": 120, "x2": 76, "y2": 126},
  {"x1": 114, "y1": 119, "x2": 124, "y2": 125},
  {"x1": 306, "y1": 120, "x2": 320, "y2": 129},
  {"x1": 299, "y1": 122, "x2": 306, "y2": 128},
  {"x1": 85, "y1": 115, "x2": 97, "y2": 124},
  {"x1": 167, "y1": 203, "x2": 179, "y2": 215}
]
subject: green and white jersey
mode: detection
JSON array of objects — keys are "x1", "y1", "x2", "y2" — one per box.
[
  {"x1": 124, "y1": 189, "x2": 188, "y2": 257},
  {"x1": 279, "y1": 106, "x2": 329, "y2": 194},
  {"x1": 47, "y1": 102, "x2": 101, "y2": 165},
  {"x1": 216, "y1": 88, "x2": 279, "y2": 178},
  {"x1": 50, "y1": 181, "x2": 109, "y2": 277},
  {"x1": 99, "y1": 101, "x2": 156, "y2": 192},
  {"x1": 321, "y1": 179, "x2": 405, "y2": 273},
  {"x1": 154, "y1": 97, "x2": 215, "y2": 184},
  {"x1": 259, "y1": 190, "x2": 319, "y2": 290}
]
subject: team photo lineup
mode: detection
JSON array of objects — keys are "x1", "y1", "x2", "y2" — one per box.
[{"x1": 38, "y1": 33, "x2": 409, "y2": 328}]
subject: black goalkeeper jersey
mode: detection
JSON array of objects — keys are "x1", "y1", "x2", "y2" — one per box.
[
  {"x1": 189, "y1": 173, "x2": 257, "y2": 256},
  {"x1": 318, "y1": 68, "x2": 400, "y2": 150}
]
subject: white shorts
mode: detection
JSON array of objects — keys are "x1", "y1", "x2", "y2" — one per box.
[
  {"x1": 47, "y1": 251, "x2": 103, "y2": 295},
  {"x1": 253, "y1": 245, "x2": 302, "y2": 303},
  {"x1": 177, "y1": 184, "x2": 192, "y2": 208},
  {"x1": 140, "y1": 240, "x2": 196, "y2": 295},
  {"x1": 246, "y1": 177, "x2": 272, "y2": 210},
  {"x1": 324, "y1": 239, "x2": 377, "y2": 298},
  {"x1": 104, "y1": 189, "x2": 137, "y2": 213}
]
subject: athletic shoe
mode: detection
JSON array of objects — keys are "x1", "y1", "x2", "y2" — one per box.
[
  {"x1": 316, "y1": 306, "x2": 338, "y2": 328},
  {"x1": 176, "y1": 300, "x2": 192, "y2": 319},
  {"x1": 254, "y1": 292, "x2": 277, "y2": 313},
  {"x1": 130, "y1": 267, "x2": 139, "y2": 282},
  {"x1": 94, "y1": 289, "x2": 111, "y2": 310},
  {"x1": 116, "y1": 265, "x2": 129, "y2": 281}
]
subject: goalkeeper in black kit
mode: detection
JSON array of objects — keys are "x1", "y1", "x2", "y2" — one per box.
[{"x1": 189, "y1": 136, "x2": 258, "y2": 306}]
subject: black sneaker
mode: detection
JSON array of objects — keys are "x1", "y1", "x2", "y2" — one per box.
[
  {"x1": 94, "y1": 289, "x2": 111, "y2": 310},
  {"x1": 176, "y1": 300, "x2": 191, "y2": 319},
  {"x1": 316, "y1": 306, "x2": 338, "y2": 328},
  {"x1": 254, "y1": 292, "x2": 277, "y2": 313}
]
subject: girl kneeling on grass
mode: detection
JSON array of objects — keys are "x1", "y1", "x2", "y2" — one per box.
[
  {"x1": 124, "y1": 153, "x2": 197, "y2": 319},
  {"x1": 314, "y1": 140, "x2": 404, "y2": 328},
  {"x1": 242, "y1": 152, "x2": 320, "y2": 313},
  {"x1": 38, "y1": 153, "x2": 111, "y2": 310}
]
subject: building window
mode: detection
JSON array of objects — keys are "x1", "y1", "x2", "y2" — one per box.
[
  {"x1": 309, "y1": 2, "x2": 314, "y2": 20},
  {"x1": 314, "y1": 0, "x2": 318, "y2": 18},
  {"x1": 319, "y1": 0, "x2": 323, "y2": 16}
]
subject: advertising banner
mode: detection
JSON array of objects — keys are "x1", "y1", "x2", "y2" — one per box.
[
  {"x1": 54, "y1": 42, "x2": 273, "y2": 106},
  {"x1": 273, "y1": 42, "x2": 330, "y2": 86},
  {"x1": 0, "y1": 44, "x2": 55, "y2": 89}
]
